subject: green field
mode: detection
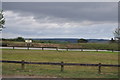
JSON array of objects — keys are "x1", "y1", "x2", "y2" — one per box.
[
  {"x1": 2, "y1": 41, "x2": 119, "y2": 51},
  {"x1": 2, "y1": 49, "x2": 119, "y2": 78}
]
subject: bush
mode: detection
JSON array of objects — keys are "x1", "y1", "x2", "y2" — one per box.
[
  {"x1": 15, "y1": 37, "x2": 25, "y2": 42},
  {"x1": 78, "y1": 38, "x2": 88, "y2": 43}
]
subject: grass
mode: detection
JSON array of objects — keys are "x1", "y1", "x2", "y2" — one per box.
[
  {"x1": 2, "y1": 49, "x2": 119, "y2": 78},
  {"x1": 2, "y1": 41, "x2": 119, "y2": 51},
  {"x1": 77, "y1": 43, "x2": 119, "y2": 51}
]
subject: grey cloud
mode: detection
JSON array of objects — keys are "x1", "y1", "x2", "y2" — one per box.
[
  {"x1": 2, "y1": 2, "x2": 118, "y2": 39},
  {"x1": 3, "y1": 2, "x2": 118, "y2": 23}
]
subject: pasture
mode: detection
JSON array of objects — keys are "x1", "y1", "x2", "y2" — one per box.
[
  {"x1": 2, "y1": 49, "x2": 119, "y2": 78},
  {"x1": 1, "y1": 41, "x2": 119, "y2": 51}
]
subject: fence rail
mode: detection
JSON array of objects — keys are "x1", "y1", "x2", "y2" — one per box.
[
  {"x1": 1, "y1": 46, "x2": 119, "y2": 52},
  {"x1": 1, "y1": 60, "x2": 120, "y2": 74},
  {"x1": 1, "y1": 60, "x2": 120, "y2": 67}
]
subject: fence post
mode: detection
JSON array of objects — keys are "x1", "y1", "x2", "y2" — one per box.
[
  {"x1": 66, "y1": 48, "x2": 68, "y2": 51},
  {"x1": 98, "y1": 63, "x2": 101, "y2": 74},
  {"x1": 112, "y1": 49, "x2": 114, "y2": 52},
  {"x1": 13, "y1": 46, "x2": 15, "y2": 49},
  {"x1": 42, "y1": 47, "x2": 44, "y2": 50},
  {"x1": 27, "y1": 46, "x2": 29, "y2": 50},
  {"x1": 61, "y1": 61, "x2": 64, "y2": 72},
  {"x1": 21, "y1": 60, "x2": 25, "y2": 70},
  {"x1": 27, "y1": 43, "x2": 30, "y2": 50},
  {"x1": 96, "y1": 49, "x2": 98, "y2": 52},
  {"x1": 56, "y1": 47, "x2": 58, "y2": 51},
  {"x1": 81, "y1": 49, "x2": 83, "y2": 51}
]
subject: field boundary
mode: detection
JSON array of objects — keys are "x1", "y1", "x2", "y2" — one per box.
[
  {"x1": 1, "y1": 46, "x2": 120, "y2": 52},
  {"x1": 1, "y1": 60, "x2": 120, "y2": 74}
]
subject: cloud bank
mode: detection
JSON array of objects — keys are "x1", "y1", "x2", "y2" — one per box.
[{"x1": 2, "y1": 2, "x2": 118, "y2": 39}]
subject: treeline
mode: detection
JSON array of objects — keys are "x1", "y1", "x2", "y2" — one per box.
[
  {"x1": 1, "y1": 37, "x2": 118, "y2": 44},
  {"x1": 1, "y1": 37, "x2": 70, "y2": 44},
  {"x1": 33, "y1": 40, "x2": 70, "y2": 44},
  {"x1": 2, "y1": 37, "x2": 89, "y2": 44},
  {"x1": 1, "y1": 37, "x2": 25, "y2": 42}
]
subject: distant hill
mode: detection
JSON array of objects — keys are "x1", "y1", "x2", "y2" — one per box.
[
  {"x1": 29, "y1": 38, "x2": 109, "y2": 43},
  {"x1": 87, "y1": 39, "x2": 109, "y2": 43}
]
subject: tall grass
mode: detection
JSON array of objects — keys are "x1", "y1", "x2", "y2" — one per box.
[{"x1": 1, "y1": 41, "x2": 119, "y2": 51}]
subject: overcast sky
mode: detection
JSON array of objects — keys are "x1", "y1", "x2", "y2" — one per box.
[{"x1": 2, "y1": 2, "x2": 118, "y2": 39}]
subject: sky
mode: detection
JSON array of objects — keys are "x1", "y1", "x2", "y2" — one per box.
[
  {"x1": 2, "y1": 0, "x2": 119, "y2": 2},
  {"x1": 2, "y1": 2, "x2": 118, "y2": 39}
]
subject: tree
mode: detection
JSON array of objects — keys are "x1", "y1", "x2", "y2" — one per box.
[
  {"x1": 114, "y1": 27, "x2": 120, "y2": 42},
  {"x1": 109, "y1": 38, "x2": 115, "y2": 43},
  {"x1": 15, "y1": 37, "x2": 25, "y2": 42},
  {"x1": 0, "y1": 10, "x2": 5, "y2": 31},
  {"x1": 78, "y1": 38, "x2": 88, "y2": 43}
]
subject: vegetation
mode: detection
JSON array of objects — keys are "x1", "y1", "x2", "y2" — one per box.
[
  {"x1": 1, "y1": 37, "x2": 71, "y2": 44},
  {"x1": 78, "y1": 38, "x2": 88, "y2": 43},
  {"x1": 114, "y1": 27, "x2": 120, "y2": 41},
  {"x1": 15, "y1": 37, "x2": 25, "y2": 42},
  {"x1": 77, "y1": 43, "x2": 119, "y2": 51},
  {"x1": 109, "y1": 38, "x2": 116, "y2": 43},
  {"x1": 33, "y1": 40, "x2": 70, "y2": 44},
  {"x1": 2, "y1": 49, "x2": 119, "y2": 78},
  {"x1": 2, "y1": 37, "x2": 25, "y2": 42},
  {"x1": 59, "y1": 43, "x2": 119, "y2": 51},
  {"x1": 1, "y1": 40, "x2": 119, "y2": 51},
  {"x1": 0, "y1": 10, "x2": 5, "y2": 31}
]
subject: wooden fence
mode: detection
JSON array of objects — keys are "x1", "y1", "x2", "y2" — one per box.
[
  {"x1": 10, "y1": 46, "x2": 58, "y2": 50},
  {"x1": 3, "y1": 46, "x2": 118, "y2": 52},
  {"x1": 1, "y1": 60, "x2": 120, "y2": 74}
]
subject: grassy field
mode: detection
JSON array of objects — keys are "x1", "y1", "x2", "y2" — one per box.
[
  {"x1": 2, "y1": 41, "x2": 119, "y2": 51},
  {"x1": 2, "y1": 49, "x2": 119, "y2": 78}
]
